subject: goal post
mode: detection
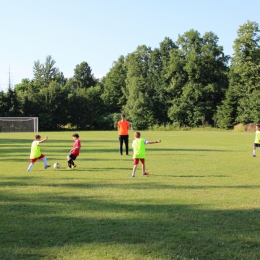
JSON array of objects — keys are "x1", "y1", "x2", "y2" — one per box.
[{"x1": 0, "y1": 117, "x2": 38, "y2": 132}]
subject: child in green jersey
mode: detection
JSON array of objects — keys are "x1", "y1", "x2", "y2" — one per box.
[
  {"x1": 27, "y1": 135, "x2": 51, "y2": 171},
  {"x1": 253, "y1": 124, "x2": 260, "y2": 157},
  {"x1": 131, "y1": 131, "x2": 161, "y2": 177}
]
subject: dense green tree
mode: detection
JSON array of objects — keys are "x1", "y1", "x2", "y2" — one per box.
[
  {"x1": 38, "y1": 81, "x2": 68, "y2": 130},
  {"x1": 149, "y1": 37, "x2": 178, "y2": 125},
  {"x1": 73, "y1": 61, "x2": 96, "y2": 89},
  {"x1": 33, "y1": 55, "x2": 60, "y2": 88},
  {"x1": 236, "y1": 90, "x2": 260, "y2": 123},
  {"x1": 0, "y1": 87, "x2": 21, "y2": 117},
  {"x1": 15, "y1": 78, "x2": 32, "y2": 92},
  {"x1": 0, "y1": 91, "x2": 9, "y2": 116},
  {"x1": 66, "y1": 83, "x2": 105, "y2": 129},
  {"x1": 86, "y1": 85, "x2": 104, "y2": 128},
  {"x1": 167, "y1": 30, "x2": 229, "y2": 126},
  {"x1": 216, "y1": 21, "x2": 260, "y2": 128},
  {"x1": 124, "y1": 45, "x2": 156, "y2": 129},
  {"x1": 101, "y1": 55, "x2": 127, "y2": 113}
]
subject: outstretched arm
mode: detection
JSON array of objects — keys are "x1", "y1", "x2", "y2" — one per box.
[
  {"x1": 147, "y1": 140, "x2": 161, "y2": 144},
  {"x1": 39, "y1": 136, "x2": 48, "y2": 143}
]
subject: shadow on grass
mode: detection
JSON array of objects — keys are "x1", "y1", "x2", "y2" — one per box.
[
  {"x1": 0, "y1": 178, "x2": 260, "y2": 190},
  {"x1": 154, "y1": 174, "x2": 229, "y2": 178},
  {"x1": 147, "y1": 148, "x2": 231, "y2": 152},
  {"x1": 1, "y1": 188, "x2": 260, "y2": 259}
]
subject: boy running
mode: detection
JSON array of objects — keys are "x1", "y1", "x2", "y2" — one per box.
[
  {"x1": 27, "y1": 135, "x2": 50, "y2": 171},
  {"x1": 67, "y1": 133, "x2": 81, "y2": 169}
]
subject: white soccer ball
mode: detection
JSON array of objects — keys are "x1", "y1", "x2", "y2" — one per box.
[{"x1": 54, "y1": 163, "x2": 60, "y2": 169}]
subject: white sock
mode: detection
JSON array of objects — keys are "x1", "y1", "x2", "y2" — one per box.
[
  {"x1": 27, "y1": 163, "x2": 33, "y2": 171},
  {"x1": 43, "y1": 157, "x2": 47, "y2": 167},
  {"x1": 253, "y1": 150, "x2": 256, "y2": 156}
]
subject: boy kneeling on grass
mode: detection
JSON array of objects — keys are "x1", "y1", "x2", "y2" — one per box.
[{"x1": 131, "y1": 131, "x2": 161, "y2": 177}]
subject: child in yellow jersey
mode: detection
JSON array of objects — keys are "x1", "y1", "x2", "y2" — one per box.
[
  {"x1": 253, "y1": 124, "x2": 260, "y2": 157},
  {"x1": 131, "y1": 131, "x2": 161, "y2": 177},
  {"x1": 27, "y1": 135, "x2": 50, "y2": 171}
]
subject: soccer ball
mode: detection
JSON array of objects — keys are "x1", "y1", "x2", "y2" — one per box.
[{"x1": 53, "y1": 163, "x2": 60, "y2": 169}]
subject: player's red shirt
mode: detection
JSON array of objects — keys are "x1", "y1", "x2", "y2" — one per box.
[{"x1": 71, "y1": 139, "x2": 81, "y2": 156}]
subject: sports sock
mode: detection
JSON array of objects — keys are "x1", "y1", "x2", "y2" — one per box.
[
  {"x1": 27, "y1": 163, "x2": 33, "y2": 171},
  {"x1": 253, "y1": 150, "x2": 256, "y2": 156},
  {"x1": 68, "y1": 159, "x2": 72, "y2": 168},
  {"x1": 43, "y1": 157, "x2": 47, "y2": 167}
]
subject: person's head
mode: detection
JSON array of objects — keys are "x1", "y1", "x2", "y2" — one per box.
[
  {"x1": 134, "y1": 131, "x2": 141, "y2": 139},
  {"x1": 35, "y1": 134, "x2": 41, "y2": 140},
  {"x1": 72, "y1": 133, "x2": 79, "y2": 139},
  {"x1": 256, "y1": 124, "x2": 260, "y2": 130},
  {"x1": 121, "y1": 114, "x2": 126, "y2": 120}
]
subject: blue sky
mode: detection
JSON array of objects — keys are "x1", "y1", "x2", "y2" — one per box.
[{"x1": 0, "y1": 0, "x2": 259, "y2": 91}]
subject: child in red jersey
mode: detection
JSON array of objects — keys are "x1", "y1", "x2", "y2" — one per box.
[{"x1": 67, "y1": 133, "x2": 81, "y2": 169}]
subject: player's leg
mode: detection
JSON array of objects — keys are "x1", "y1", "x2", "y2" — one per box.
[
  {"x1": 253, "y1": 143, "x2": 257, "y2": 157},
  {"x1": 71, "y1": 155, "x2": 76, "y2": 168},
  {"x1": 42, "y1": 154, "x2": 50, "y2": 169},
  {"x1": 27, "y1": 158, "x2": 37, "y2": 171},
  {"x1": 119, "y1": 135, "x2": 123, "y2": 155},
  {"x1": 27, "y1": 162, "x2": 34, "y2": 171},
  {"x1": 125, "y1": 135, "x2": 129, "y2": 155},
  {"x1": 141, "y1": 159, "x2": 146, "y2": 175},
  {"x1": 132, "y1": 159, "x2": 139, "y2": 177},
  {"x1": 67, "y1": 154, "x2": 73, "y2": 168}
]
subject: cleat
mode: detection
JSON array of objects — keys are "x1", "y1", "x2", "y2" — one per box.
[
  {"x1": 131, "y1": 173, "x2": 135, "y2": 177},
  {"x1": 72, "y1": 165, "x2": 77, "y2": 169},
  {"x1": 253, "y1": 155, "x2": 256, "y2": 157},
  {"x1": 45, "y1": 165, "x2": 51, "y2": 169}
]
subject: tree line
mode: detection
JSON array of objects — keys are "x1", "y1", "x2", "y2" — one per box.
[{"x1": 0, "y1": 21, "x2": 260, "y2": 131}]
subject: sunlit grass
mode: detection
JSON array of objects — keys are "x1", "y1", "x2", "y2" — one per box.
[{"x1": 1, "y1": 130, "x2": 260, "y2": 259}]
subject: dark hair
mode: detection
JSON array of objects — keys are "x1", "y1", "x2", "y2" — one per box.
[
  {"x1": 257, "y1": 124, "x2": 260, "y2": 128},
  {"x1": 134, "y1": 131, "x2": 141, "y2": 138},
  {"x1": 121, "y1": 114, "x2": 125, "y2": 118},
  {"x1": 72, "y1": 133, "x2": 79, "y2": 138},
  {"x1": 35, "y1": 134, "x2": 41, "y2": 139}
]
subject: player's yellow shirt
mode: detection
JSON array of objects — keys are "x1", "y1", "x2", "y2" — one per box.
[
  {"x1": 30, "y1": 141, "x2": 41, "y2": 159},
  {"x1": 132, "y1": 138, "x2": 148, "y2": 159}
]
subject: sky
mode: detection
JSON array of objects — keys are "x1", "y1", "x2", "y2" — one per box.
[{"x1": 0, "y1": 0, "x2": 260, "y2": 91}]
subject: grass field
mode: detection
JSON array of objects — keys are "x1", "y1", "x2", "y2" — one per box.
[{"x1": 1, "y1": 130, "x2": 260, "y2": 260}]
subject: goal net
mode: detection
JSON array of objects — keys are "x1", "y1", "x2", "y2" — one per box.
[{"x1": 0, "y1": 117, "x2": 38, "y2": 132}]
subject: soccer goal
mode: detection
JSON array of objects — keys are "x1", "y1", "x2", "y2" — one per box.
[{"x1": 0, "y1": 117, "x2": 38, "y2": 132}]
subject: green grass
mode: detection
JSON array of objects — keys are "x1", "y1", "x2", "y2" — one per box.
[{"x1": 1, "y1": 130, "x2": 260, "y2": 260}]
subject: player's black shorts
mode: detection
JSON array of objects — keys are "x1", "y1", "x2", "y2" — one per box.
[
  {"x1": 68, "y1": 154, "x2": 77, "y2": 160},
  {"x1": 254, "y1": 143, "x2": 260, "y2": 148}
]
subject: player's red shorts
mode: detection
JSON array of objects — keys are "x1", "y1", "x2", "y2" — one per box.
[
  {"x1": 133, "y1": 158, "x2": 145, "y2": 165},
  {"x1": 30, "y1": 154, "x2": 45, "y2": 163}
]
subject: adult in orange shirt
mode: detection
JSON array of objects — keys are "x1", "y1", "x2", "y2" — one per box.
[{"x1": 117, "y1": 114, "x2": 130, "y2": 155}]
